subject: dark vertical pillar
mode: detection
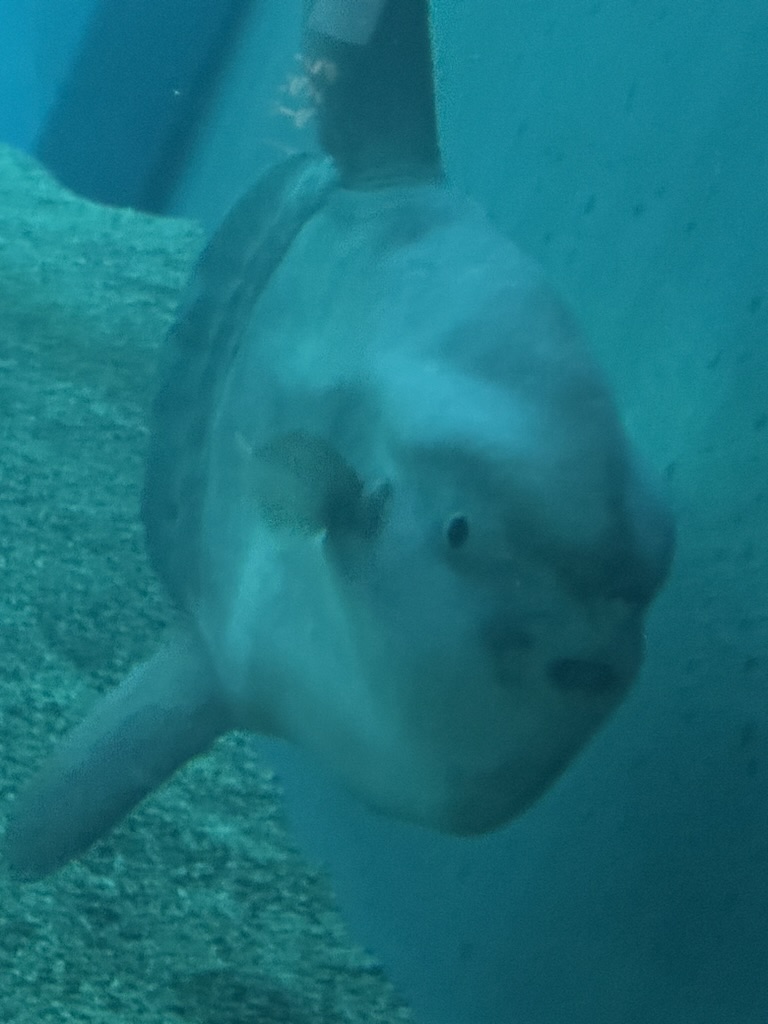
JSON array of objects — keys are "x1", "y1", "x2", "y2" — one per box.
[{"x1": 35, "y1": 0, "x2": 253, "y2": 211}]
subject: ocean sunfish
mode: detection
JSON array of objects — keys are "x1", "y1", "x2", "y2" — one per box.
[{"x1": 5, "y1": 0, "x2": 674, "y2": 880}]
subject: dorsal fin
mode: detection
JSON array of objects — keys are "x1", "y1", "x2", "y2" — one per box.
[{"x1": 304, "y1": 0, "x2": 442, "y2": 186}]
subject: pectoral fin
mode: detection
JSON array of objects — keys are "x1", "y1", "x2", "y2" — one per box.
[{"x1": 237, "y1": 429, "x2": 389, "y2": 540}]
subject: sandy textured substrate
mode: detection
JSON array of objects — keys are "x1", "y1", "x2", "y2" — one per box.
[{"x1": 0, "y1": 145, "x2": 413, "y2": 1024}]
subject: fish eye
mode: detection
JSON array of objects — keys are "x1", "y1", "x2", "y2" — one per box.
[{"x1": 445, "y1": 513, "x2": 470, "y2": 549}]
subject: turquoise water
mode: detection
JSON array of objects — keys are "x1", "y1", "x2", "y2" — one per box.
[{"x1": 1, "y1": 3, "x2": 766, "y2": 1023}]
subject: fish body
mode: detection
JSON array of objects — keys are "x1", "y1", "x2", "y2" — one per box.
[
  {"x1": 189, "y1": 171, "x2": 671, "y2": 831},
  {"x1": 5, "y1": 1, "x2": 673, "y2": 879}
]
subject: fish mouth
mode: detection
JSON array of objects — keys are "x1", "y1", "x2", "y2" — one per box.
[{"x1": 546, "y1": 657, "x2": 623, "y2": 694}]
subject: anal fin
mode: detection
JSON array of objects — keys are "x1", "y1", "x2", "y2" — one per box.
[{"x1": 4, "y1": 630, "x2": 228, "y2": 880}]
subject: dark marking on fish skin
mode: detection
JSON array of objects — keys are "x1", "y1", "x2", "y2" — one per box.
[
  {"x1": 445, "y1": 514, "x2": 470, "y2": 550},
  {"x1": 481, "y1": 618, "x2": 535, "y2": 658},
  {"x1": 547, "y1": 658, "x2": 620, "y2": 694}
]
